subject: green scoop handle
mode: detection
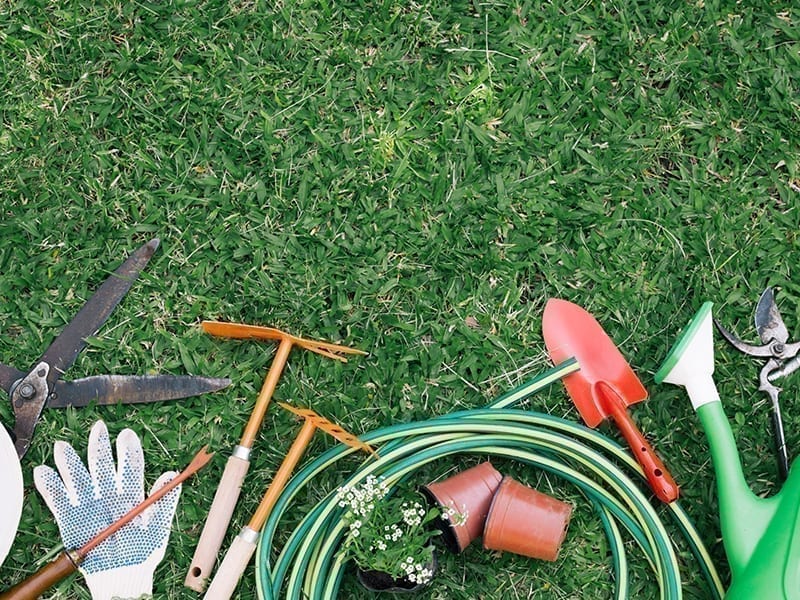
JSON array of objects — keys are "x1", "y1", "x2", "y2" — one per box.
[{"x1": 657, "y1": 302, "x2": 800, "y2": 599}]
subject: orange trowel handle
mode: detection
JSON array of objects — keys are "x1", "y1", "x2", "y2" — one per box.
[{"x1": 599, "y1": 384, "x2": 679, "y2": 503}]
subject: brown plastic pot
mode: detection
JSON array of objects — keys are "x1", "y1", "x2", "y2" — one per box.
[
  {"x1": 420, "y1": 461, "x2": 502, "y2": 553},
  {"x1": 483, "y1": 476, "x2": 572, "y2": 561}
]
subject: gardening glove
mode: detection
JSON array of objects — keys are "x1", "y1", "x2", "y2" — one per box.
[{"x1": 34, "y1": 420, "x2": 181, "y2": 600}]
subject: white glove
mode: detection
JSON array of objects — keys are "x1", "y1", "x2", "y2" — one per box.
[{"x1": 34, "y1": 420, "x2": 181, "y2": 600}]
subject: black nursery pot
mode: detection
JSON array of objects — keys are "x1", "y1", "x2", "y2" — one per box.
[{"x1": 355, "y1": 552, "x2": 438, "y2": 593}]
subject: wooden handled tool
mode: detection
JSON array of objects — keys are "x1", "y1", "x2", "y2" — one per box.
[
  {"x1": 1, "y1": 446, "x2": 213, "y2": 600},
  {"x1": 202, "y1": 403, "x2": 376, "y2": 600},
  {"x1": 185, "y1": 322, "x2": 366, "y2": 592}
]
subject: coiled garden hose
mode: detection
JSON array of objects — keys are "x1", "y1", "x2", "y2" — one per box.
[{"x1": 255, "y1": 360, "x2": 725, "y2": 599}]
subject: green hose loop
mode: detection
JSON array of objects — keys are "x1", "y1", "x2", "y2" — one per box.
[
  {"x1": 282, "y1": 430, "x2": 676, "y2": 600},
  {"x1": 254, "y1": 362, "x2": 724, "y2": 599}
]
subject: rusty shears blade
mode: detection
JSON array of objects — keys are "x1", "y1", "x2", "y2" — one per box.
[
  {"x1": 715, "y1": 287, "x2": 800, "y2": 481},
  {"x1": 1, "y1": 239, "x2": 231, "y2": 458}
]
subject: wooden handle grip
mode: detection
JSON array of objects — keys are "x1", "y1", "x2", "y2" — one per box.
[
  {"x1": 202, "y1": 530, "x2": 258, "y2": 600},
  {"x1": 0, "y1": 552, "x2": 78, "y2": 600},
  {"x1": 185, "y1": 454, "x2": 250, "y2": 592},
  {"x1": 609, "y1": 401, "x2": 680, "y2": 503}
]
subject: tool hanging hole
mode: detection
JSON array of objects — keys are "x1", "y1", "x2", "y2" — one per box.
[
  {"x1": 191, "y1": 567, "x2": 202, "y2": 577},
  {"x1": 641, "y1": 447, "x2": 647, "y2": 452},
  {"x1": 654, "y1": 469, "x2": 662, "y2": 477}
]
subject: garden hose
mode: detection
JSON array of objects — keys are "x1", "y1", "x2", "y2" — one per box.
[{"x1": 254, "y1": 360, "x2": 725, "y2": 599}]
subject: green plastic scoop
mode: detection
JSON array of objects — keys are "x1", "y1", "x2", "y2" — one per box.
[{"x1": 656, "y1": 302, "x2": 800, "y2": 599}]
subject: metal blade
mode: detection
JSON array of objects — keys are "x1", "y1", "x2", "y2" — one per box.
[
  {"x1": 37, "y1": 238, "x2": 160, "y2": 385},
  {"x1": 0, "y1": 364, "x2": 24, "y2": 394},
  {"x1": 46, "y1": 374, "x2": 231, "y2": 408},
  {"x1": 755, "y1": 288, "x2": 789, "y2": 345},
  {"x1": 714, "y1": 319, "x2": 774, "y2": 357},
  {"x1": 12, "y1": 239, "x2": 159, "y2": 458}
]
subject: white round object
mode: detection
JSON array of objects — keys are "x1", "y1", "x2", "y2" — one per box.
[{"x1": 0, "y1": 425, "x2": 23, "y2": 567}]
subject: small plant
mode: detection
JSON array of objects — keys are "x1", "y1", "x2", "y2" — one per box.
[{"x1": 337, "y1": 474, "x2": 465, "y2": 586}]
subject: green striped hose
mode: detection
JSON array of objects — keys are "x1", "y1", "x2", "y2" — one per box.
[{"x1": 255, "y1": 359, "x2": 725, "y2": 599}]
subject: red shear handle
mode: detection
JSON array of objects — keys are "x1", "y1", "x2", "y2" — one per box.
[{"x1": 601, "y1": 386, "x2": 680, "y2": 503}]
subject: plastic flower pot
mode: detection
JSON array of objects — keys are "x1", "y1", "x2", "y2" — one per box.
[
  {"x1": 483, "y1": 476, "x2": 572, "y2": 561},
  {"x1": 356, "y1": 550, "x2": 437, "y2": 593},
  {"x1": 420, "y1": 461, "x2": 502, "y2": 553}
]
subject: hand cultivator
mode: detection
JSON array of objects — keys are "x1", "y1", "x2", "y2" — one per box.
[
  {"x1": 203, "y1": 403, "x2": 375, "y2": 599},
  {"x1": 184, "y1": 321, "x2": 366, "y2": 592}
]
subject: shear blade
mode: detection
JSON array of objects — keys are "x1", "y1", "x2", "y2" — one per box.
[
  {"x1": 755, "y1": 288, "x2": 789, "y2": 345},
  {"x1": 47, "y1": 374, "x2": 232, "y2": 408}
]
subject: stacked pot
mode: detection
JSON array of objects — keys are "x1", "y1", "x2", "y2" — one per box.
[{"x1": 421, "y1": 462, "x2": 572, "y2": 561}]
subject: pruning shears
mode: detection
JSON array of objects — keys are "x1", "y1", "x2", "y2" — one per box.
[
  {"x1": 1, "y1": 238, "x2": 231, "y2": 459},
  {"x1": 715, "y1": 287, "x2": 800, "y2": 481}
]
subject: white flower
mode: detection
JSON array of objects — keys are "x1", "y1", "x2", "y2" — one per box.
[
  {"x1": 442, "y1": 502, "x2": 469, "y2": 527},
  {"x1": 417, "y1": 568, "x2": 433, "y2": 583}
]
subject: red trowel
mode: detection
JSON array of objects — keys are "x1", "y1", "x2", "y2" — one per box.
[{"x1": 542, "y1": 298, "x2": 679, "y2": 503}]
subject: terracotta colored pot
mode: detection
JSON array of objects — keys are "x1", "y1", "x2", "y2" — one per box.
[
  {"x1": 420, "y1": 461, "x2": 502, "y2": 553},
  {"x1": 483, "y1": 476, "x2": 572, "y2": 561}
]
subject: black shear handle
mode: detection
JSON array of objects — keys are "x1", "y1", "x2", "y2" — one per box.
[{"x1": 765, "y1": 385, "x2": 790, "y2": 481}]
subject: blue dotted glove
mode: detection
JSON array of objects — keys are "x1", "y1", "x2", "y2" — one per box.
[{"x1": 34, "y1": 421, "x2": 181, "y2": 600}]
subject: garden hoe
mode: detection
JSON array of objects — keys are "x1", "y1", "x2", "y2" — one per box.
[
  {"x1": 543, "y1": 298, "x2": 679, "y2": 503},
  {"x1": 657, "y1": 302, "x2": 800, "y2": 599},
  {"x1": 0, "y1": 446, "x2": 213, "y2": 600},
  {"x1": 203, "y1": 402, "x2": 377, "y2": 600},
  {"x1": 185, "y1": 322, "x2": 366, "y2": 592}
]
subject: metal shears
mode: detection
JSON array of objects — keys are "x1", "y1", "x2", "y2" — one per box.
[
  {"x1": 1, "y1": 238, "x2": 231, "y2": 459},
  {"x1": 715, "y1": 287, "x2": 800, "y2": 481}
]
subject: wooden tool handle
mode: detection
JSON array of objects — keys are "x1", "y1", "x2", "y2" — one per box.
[
  {"x1": 0, "y1": 552, "x2": 78, "y2": 600},
  {"x1": 202, "y1": 529, "x2": 258, "y2": 600},
  {"x1": 185, "y1": 454, "x2": 250, "y2": 592},
  {"x1": 249, "y1": 420, "x2": 317, "y2": 531},
  {"x1": 607, "y1": 397, "x2": 679, "y2": 503}
]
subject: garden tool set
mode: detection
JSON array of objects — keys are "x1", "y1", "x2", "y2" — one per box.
[{"x1": 3, "y1": 237, "x2": 796, "y2": 599}]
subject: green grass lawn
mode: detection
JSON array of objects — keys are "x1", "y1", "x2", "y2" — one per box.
[{"x1": 0, "y1": 0, "x2": 798, "y2": 598}]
